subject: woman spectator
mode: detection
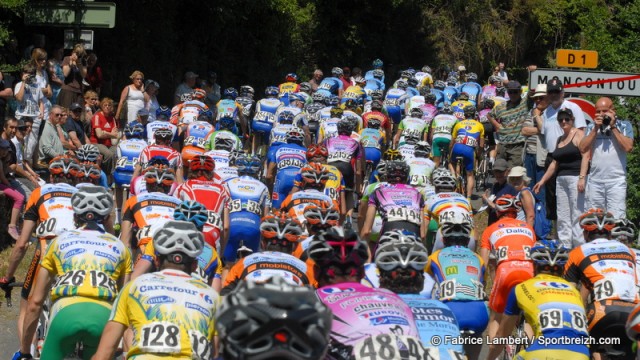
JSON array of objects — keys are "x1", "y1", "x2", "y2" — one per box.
[
  {"x1": 115, "y1": 70, "x2": 145, "y2": 126},
  {"x1": 0, "y1": 139, "x2": 25, "y2": 241},
  {"x1": 507, "y1": 166, "x2": 535, "y2": 229},
  {"x1": 533, "y1": 108, "x2": 590, "y2": 247},
  {"x1": 83, "y1": 90, "x2": 99, "y2": 130},
  {"x1": 84, "y1": 53, "x2": 103, "y2": 95},
  {"x1": 14, "y1": 63, "x2": 45, "y2": 165},
  {"x1": 144, "y1": 79, "x2": 160, "y2": 122},
  {"x1": 31, "y1": 48, "x2": 52, "y2": 102},
  {"x1": 91, "y1": 98, "x2": 118, "y2": 174},
  {"x1": 58, "y1": 43, "x2": 87, "y2": 108},
  {"x1": 47, "y1": 44, "x2": 65, "y2": 104}
]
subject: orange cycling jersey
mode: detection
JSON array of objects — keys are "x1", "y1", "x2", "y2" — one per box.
[
  {"x1": 280, "y1": 189, "x2": 339, "y2": 225},
  {"x1": 362, "y1": 111, "x2": 390, "y2": 130},
  {"x1": 23, "y1": 183, "x2": 77, "y2": 241},
  {"x1": 170, "y1": 100, "x2": 208, "y2": 126},
  {"x1": 122, "y1": 192, "x2": 181, "y2": 247},
  {"x1": 481, "y1": 217, "x2": 536, "y2": 264},
  {"x1": 565, "y1": 238, "x2": 639, "y2": 303}
]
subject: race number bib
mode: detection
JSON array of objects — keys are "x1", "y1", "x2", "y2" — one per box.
[
  {"x1": 183, "y1": 136, "x2": 207, "y2": 149},
  {"x1": 207, "y1": 211, "x2": 223, "y2": 229},
  {"x1": 116, "y1": 156, "x2": 139, "y2": 169},
  {"x1": 384, "y1": 98, "x2": 399, "y2": 107},
  {"x1": 140, "y1": 322, "x2": 181, "y2": 353},
  {"x1": 327, "y1": 151, "x2": 351, "y2": 162},
  {"x1": 189, "y1": 329, "x2": 213, "y2": 360},
  {"x1": 277, "y1": 158, "x2": 305, "y2": 170},
  {"x1": 386, "y1": 206, "x2": 421, "y2": 224},
  {"x1": 229, "y1": 199, "x2": 261, "y2": 215},
  {"x1": 35, "y1": 218, "x2": 58, "y2": 238},
  {"x1": 361, "y1": 139, "x2": 380, "y2": 149},
  {"x1": 410, "y1": 174, "x2": 430, "y2": 186},
  {"x1": 254, "y1": 111, "x2": 274, "y2": 122},
  {"x1": 355, "y1": 334, "x2": 462, "y2": 360},
  {"x1": 53, "y1": 270, "x2": 117, "y2": 293},
  {"x1": 592, "y1": 278, "x2": 620, "y2": 301}
]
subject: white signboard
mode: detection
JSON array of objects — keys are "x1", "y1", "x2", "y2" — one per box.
[
  {"x1": 529, "y1": 68, "x2": 640, "y2": 97},
  {"x1": 64, "y1": 29, "x2": 94, "y2": 50}
]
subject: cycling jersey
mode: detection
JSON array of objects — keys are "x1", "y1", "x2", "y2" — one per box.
[
  {"x1": 451, "y1": 118, "x2": 484, "y2": 172},
  {"x1": 269, "y1": 123, "x2": 294, "y2": 146},
  {"x1": 424, "y1": 192, "x2": 472, "y2": 224},
  {"x1": 398, "y1": 143, "x2": 416, "y2": 160},
  {"x1": 146, "y1": 121, "x2": 178, "y2": 145},
  {"x1": 397, "y1": 116, "x2": 427, "y2": 145},
  {"x1": 342, "y1": 85, "x2": 366, "y2": 104},
  {"x1": 293, "y1": 163, "x2": 345, "y2": 202},
  {"x1": 316, "y1": 77, "x2": 344, "y2": 97},
  {"x1": 384, "y1": 88, "x2": 407, "y2": 124},
  {"x1": 280, "y1": 189, "x2": 337, "y2": 224},
  {"x1": 443, "y1": 86, "x2": 459, "y2": 105},
  {"x1": 170, "y1": 99, "x2": 208, "y2": 126},
  {"x1": 24, "y1": 182, "x2": 78, "y2": 241},
  {"x1": 142, "y1": 239, "x2": 223, "y2": 283},
  {"x1": 451, "y1": 100, "x2": 473, "y2": 120},
  {"x1": 359, "y1": 128, "x2": 385, "y2": 168},
  {"x1": 269, "y1": 143, "x2": 307, "y2": 209},
  {"x1": 430, "y1": 89, "x2": 445, "y2": 108},
  {"x1": 418, "y1": 103, "x2": 438, "y2": 124},
  {"x1": 368, "y1": 183, "x2": 424, "y2": 234},
  {"x1": 319, "y1": 117, "x2": 340, "y2": 140},
  {"x1": 316, "y1": 283, "x2": 420, "y2": 360},
  {"x1": 138, "y1": 144, "x2": 183, "y2": 170},
  {"x1": 235, "y1": 96, "x2": 254, "y2": 119},
  {"x1": 215, "y1": 99, "x2": 243, "y2": 122},
  {"x1": 324, "y1": 135, "x2": 363, "y2": 190},
  {"x1": 203, "y1": 149, "x2": 230, "y2": 170},
  {"x1": 224, "y1": 175, "x2": 270, "y2": 262},
  {"x1": 214, "y1": 167, "x2": 239, "y2": 183},
  {"x1": 430, "y1": 114, "x2": 458, "y2": 141},
  {"x1": 564, "y1": 238, "x2": 639, "y2": 303},
  {"x1": 223, "y1": 251, "x2": 316, "y2": 293},
  {"x1": 122, "y1": 192, "x2": 181, "y2": 248},
  {"x1": 110, "y1": 269, "x2": 218, "y2": 359},
  {"x1": 362, "y1": 110, "x2": 390, "y2": 131},
  {"x1": 278, "y1": 81, "x2": 300, "y2": 96},
  {"x1": 181, "y1": 121, "x2": 214, "y2": 163},
  {"x1": 406, "y1": 157, "x2": 435, "y2": 188},
  {"x1": 481, "y1": 85, "x2": 497, "y2": 100},
  {"x1": 252, "y1": 98, "x2": 280, "y2": 134},
  {"x1": 364, "y1": 79, "x2": 385, "y2": 98},
  {"x1": 361, "y1": 263, "x2": 435, "y2": 298},
  {"x1": 405, "y1": 95, "x2": 425, "y2": 114},
  {"x1": 275, "y1": 106, "x2": 306, "y2": 128},
  {"x1": 205, "y1": 129, "x2": 242, "y2": 151},
  {"x1": 481, "y1": 218, "x2": 536, "y2": 264},
  {"x1": 458, "y1": 82, "x2": 482, "y2": 105},
  {"x1": 115, "y1": 138, "x2": 146, "y2": 187}
]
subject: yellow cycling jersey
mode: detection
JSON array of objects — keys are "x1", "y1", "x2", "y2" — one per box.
[
  {"x1": 40, "y1": 228, "x2": 132, "y2": 303},
  {"x1": 110, "y1": 269, "x2": 219, "y2": 359},
  {"x1": 142, "y1": 239, "x2": 223, "y2": 282},
  {"x1": 504, "y1": 274, "x2": 589, "y2": 337},
  {"x1": 451, "y1": 100, "x2": 473, "y2": 111},
  {"x1": 419, "y1": 74, "x2": 433, "y2": 88},
  {"x1": 452, "y1": 119, "x2": 484, "y2": 148},
  {"x1": 343, "y1": 85, "x2": 365, "y2": 101}
]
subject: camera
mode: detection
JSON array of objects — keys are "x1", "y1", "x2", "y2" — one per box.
[
  {"x1": 603, "y1": 115, "x2": 611, "y2": 127},
  {"x1": 25, "y1": 74, "x2": 36, "y2": 85}
]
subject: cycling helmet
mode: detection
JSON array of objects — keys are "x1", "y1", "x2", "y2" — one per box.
[
  {"x1": 432, "y1": 168, "x2": 457, "y2": 190},
  {"x1": 395, "y1": 79, "x2": 408, "y2": 90},
  {"x1": 372, "y1": 58, "x2": 384, "y2": 69},
  {"x1": 467, "y1": 72, "x2": 478, "y2": 82},
  {"x1": 446, "y1": 77, "x2": 457, "y2": 86},
  {"x1": 458, "y1": 92, "x2": 470, "y2": 101},
  {"x1": 425, "y1": 93, "x2": 437, "y2": 104},
  {"x1": 76, "y1": 144, "x2": 100, "y2": 163},
  {"x1": 260, "y1": 213, "x2": 304, "y2": 253},
  {"x1": 421, "y1": 65, "x2": 432, "y2": 73},
  {"x1": 463, "y1": 105, "x2": 477, "y2": 119},
  {"x1": 235, "y1": 154, "x2": 262, "y2": 177},
  {"x1": 198, "y1": 108, "x2": 214, "y2": 122},
  {"x1": 336, "y1": 118, "x2": 354, "y2": 136},
  {"x1": 414, "y1": 141, "x2": 431, "y2": 158},
  {"x1": 143, "y1": 167, "x2": 176, "y2": 189},
  {"x1": 370, "y1": 99, "x2": 383, "y2": 111},
  {"x1": 400, "y1": 70, "x2": 412, "y2": 79},
  {"x1": 366, "y1": 117, "x2": 381, "y2": 129},
  {"x1": 78, "y1": 163, "x2": 101, "y2": 185},
  {"x1": 375, "y1": 236, "x2": 429, "y2": 272},
  {"x1": 419, "y1": 87, "x2": 430, "y2": 96},
  {"x1": 71, "y1": 185, "x2": 113, "y2": 223},
  {"x1": 440, "y1": 104, "x2": 454, "y2": 114},
  {"x1": 386, "y1": 160, "x2": 409, "y2": 184},
  {"x1": 192, "y1": 88, "x2": 206, "y2": 100},
  {"x1": 372, "y1": 69, "x2": 384, "y2": 80},
  {"x1": 308, "y1": 227, "x2": 368, "y2": 275},
  {"x1": 375, "y1": 160, "x2": 387, "y2": 179},
  {"x1": 49, "y1": 155, "x2": 82, "y2": 180},
  {"x1": 370, "y1": 89, "x2": 384, "y2": 100},
  {"x1": 303, "y1": 203, "x2": 340, "y2": 231},
  {"x1": 529, "y1": 240, "x2": 569, "y2": 274},
  {"x1": 306, "y1": 144, "x2": 328, "y2": 161},
  {"x1": 154, "y1": 128, "x2": 173, "y2": 141},
  {"x1": 180, "y1": 93, "x2": 192, "y2": 102},
  {"x1": 312, "y1": 92, "x2": 325, "y2": 103},
  {"x1": 489, "y1": 75, "x2": 502, "y2": 85},
  {"x1": 496, "y1": 86, "x2": 506, "y2": 97},
  {"x1": 223, "y1": 87, "x2": 238, "y2": 100},
  {"x1": 213, "y1": 136, "x2": 234, "y2": 152},
  {"x1": 146, "y1": 156, "x2": 170, "y2": 169},
  {"x1": 409, "y1": 107, "x2": 424, "y2": 118},
  {"x1": 482, "y1": 98, "x2": 495, "y2": 109},
  {"x1": 344, "y1": 99, "x2": 357, "y2": 110},
  {"x1": 289, "y1": 93, "x2": 304, "y2": 104},
  {"x1": 403, "y1": 134, "x2": 420, "y2": 145},
  {"x1": 299, "y1": 163, "x2": 330, "y2": 190},
  {"x1": 240, "y1": 85, "x2": 255, "y2": 97},
  {"x1": 353, "y1": 76, "x2": 366, "y2": 85},
  {"x1": 265, "y1": 86, "x2": 279, "y2": 97},
  {"x1": 218, "y1": 115, "x2": 236, "y2": 130},
  {"x1": 378, "y1": 230, "x2": 420, "y2": 247},
  {"x1": 331, "y1": 67, "x2": 343, "y2": 77},
  {"x1": 278, "y1": 110, "x2": 295, "y2": 125},
  {"x1": 124, "y1": 123, "x2": 145, "y2": 139},
  {"x1": 495, "y1": 194, "x2": 522, "y2": 218},
  {"x1": 285, "y1": 127, "x2": 305, "y2": 145},
  {"x1": 329, "y1": 107, "x2": 343, "y2": 119},
  {"x1": 285, "y1": 73, "x2": 298, "y2": 82},
  {"x1": 326, "y1": 95, "x2": 340, "y2": 107},
  {"x1": 299, "y1": 82, "x2": 312, "y2": 93},
  {"x1": 384, "y1": 148, "x2": 402, "y2": 161},
  {"x1": 440, "y1": 212, "x2": 474, "y2": 247},
  {"x1": 153, "y1": 220, "x2": 204, "y2": 260},
  {"x1": 189, "y1": 155, "x2": 215, "y2": 173},
  {"x1": 579, "y1": 208, "x2": 616, "y2": 235},
  {"x1": 434, "y1": 80, "x2": 446, "y2": 90},
  {"x1": 173, "y1": 200, "x2": 209, "y2": 231},
  {"x1": 611, "y1": 218, "x2": 637, "y2": 244},
  {"x1": 156, "y1": 106, "x2": 171, "y2": 120},
  {"x1": 217, "y1": 277, "x2": 332, "y2": 360},
  {"x1": 407, "y1": 77, "x2": 418, "y2": 88}
]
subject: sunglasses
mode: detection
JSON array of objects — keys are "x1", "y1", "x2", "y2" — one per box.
[
  {"x1": 557, "y1": 117, "x2": 572, "y2": 123},
  {"x1": 52, "y1": 113, "x2": 64, "y2": 117}
]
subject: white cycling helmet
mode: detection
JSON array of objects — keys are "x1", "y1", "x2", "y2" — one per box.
[
  {"x1": 612, "y1": 218, "x2": 637, "y2": 244},
  {"x1": 432, "y1": 168, "x2": 457, "y2": 190},
  {"x1": 378, "y1": 229, "x2": 420, "y2": 247},
  {"x1": 76, "y1": 144, "x2": 100, "y2": 163},
  {"x1": 153, "y1": 220, "x2": 204, "y2": 259},
  {"x1": 440, "y1": 211, "x2": 473, "y2": 247},
  {"x1": 375, "y1": 237, "x2": 428, "y2": 272},
  {"x1": 71, "y1": 185, "x2": 113, "y2": 222}
]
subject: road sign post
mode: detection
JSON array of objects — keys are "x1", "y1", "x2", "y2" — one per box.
[
  {"x1": 556, "y1": 49, "x2": 599, "y2": 69},
  {"x1": 529, "y1": 68, "x2": 640, "y2": 97}
]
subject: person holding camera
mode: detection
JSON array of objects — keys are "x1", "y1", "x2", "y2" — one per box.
[
  {"x1": 579, "y1": 97, "x2": 634, "y2": 219},
  {"x1": 57, "y1": 43, "x2": 87, "y2": 109}
]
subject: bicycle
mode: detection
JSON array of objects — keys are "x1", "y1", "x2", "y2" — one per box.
[
  {"x1": 438, "y1": 144, "x2": 450, "y2": 170},
  {"x1": 453, "y1": 155, "x2": 467, "y2": 196},
  {"x1": 502, "y1": 315, "x2": 526, "y2": 359},
  {"x1": 475, "y1": 141, "x2": 490, "y2": 192}
]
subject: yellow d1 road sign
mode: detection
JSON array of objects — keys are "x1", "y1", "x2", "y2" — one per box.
[{"x1": 556, "y1": 49, "x2": 598, "y2": 69}]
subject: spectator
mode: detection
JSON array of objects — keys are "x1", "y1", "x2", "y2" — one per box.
[
  {"x1": 533, "y1": 108, "x2": 590, "y2": 247},
  {"x1": 38, "y1": 105, "x2": 65, "y2": 168},
  {"x1": 64, "y1": 102, "x2": 90, "y2": 149},
  {"x1": 341, "y1": 67, "x2": 352, "y2": 88},
  {"x1": 0, "y1": 71, "x2": 14, "y2": 126},
  {"x1": 0, "y1": 139, "x2": 25, "y2": 241},
  {"x1": 507, "y1": 166, "x2": 535, "y2": 229},
  {"x1": 351, "y1": 67, "x2": 363, "y2": 84},
  {"x1": 84, "y1": 53, "x2": 103, "y2": 95},
  {"x1": 206, "y1": 71, "x2": 221, "y2": 105},
  {"x1": 482, "y1": 158, "x2": 518, "y2": 225},
  {"x1": 534, "y1": 78, "x2": 586, "y2": 221},
  {"x1": 91, "y1": 98, "x2": 118, "y2": 174},
  {"x1": 487, "y1": 80, "x2": 530, "y2": 167},
  {"x1": 56, "y1": 107, "x2": 77, "y2": 151},
  {"x1": 520, "y1": 84, "x2": 548, "y2": 204},
  {"x1": 30, "y1": 48, "x2": 52, "y2": 112},
  {"x1": 309, "y1": 69, "x2": 323, "y2": 92},
  {"x1": 115, "y1": 70, "x2": 146, "y2": 127},
  {"x1": 82, "y1": 90, "x2": 99, "y2": 130},
  {"x1": 47, "y1": 44, "x2": 65, "y2": 104},
  {"x1": 498, "y1": 62, "x2": 508, "y2": 81},
  {"x1": 15, "y1": 63, "x2": 45, "y2": 165},
  {"x1": 58, "y1": 44, "x2": 87, "y2": 109},
  {"x1": 11, "y1": 118, "x2": 40, "y2": 200},
  {"x1": 174, "y1": 71, "x2": 198, "y2": 105},
  {"x1": 144, "y1": 79, "x2": 160, "y2": 122},
  {"x1": 579, "y1": 97, "x2": 634, "y2": 218}
]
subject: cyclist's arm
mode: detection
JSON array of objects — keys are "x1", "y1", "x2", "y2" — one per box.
[
  {"x1": 20, "y1": 268, "x2": 53, "y2": 354},
  {"x1": 360, "y1": 205, "x2": 377, "y2": 240},
  {"x1": 223, "y1": 208, "x2": 230, "y2": 246},
  {"x1": 340, "y1": 191, "x2": 347, "y2": 218},
  {"x1": 4, "y1": 219, "x2": 36, "y2": 279},
  {"x1": 393, "y1": 127, "x2": 402, "y2": 147},
  {"x1": 176, "y1": 166, "x2": 184, "y2": 184},
  {"x1": 120, "y1": 220, "x2": 133, "y2": 248},
  {"x1": 265, "y1": 162, "x2": 276, "y2": 186},
  {"x1": 357, "y1": 197, "x2": 368, "y2": 230},
  {"x1": 131, "y1": 258, "x2": 153, "y2": 281},
  {"x1": 480, "y1": 247, "x2": 490, "y2": 268},
  {"x1": 91, "y1": 321, "x2": 127, "y2": 360}
]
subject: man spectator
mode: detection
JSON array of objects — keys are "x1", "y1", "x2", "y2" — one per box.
[
  {"x1": 1, "y1": 117, "x2": 36, "y2": 200},
  {"x1": 533, "y1": 78, "x2": 586, "y2": 221},
  {"x1": 482, "y1": 158, "x2": 518, "y2": 226},
  {"x1": 207, "y1": 71, "x2": 221, "y2": 105},
  {"x1": 174, "y1": 71, "x2": 198, "y2": 105},
  {"x1": 579, "y1": 97, "x2": 634, "y2": 218},
  {"x1": 11, "y1": 119, "x2": 40, "y2": 199},
  {"x1": 487, "y1": 80, "x2": 530, "y2": 167},
  {"x1": 341, "y1": 67, "x2": 352, "y2": 89},
  {"x1": 498, "y1": 62, "x2": 508, "y2": 81},
  {"x1": 63, "y1": 102, "x2": 90, "y2": 149},
  {"x1": 309, "y1": 69, "x2": 323, "y2": 91},
  {"x1": 15, "y1": 63, "x2": 45, "y2": 165},
  {"x1": 520, "y1": 84, "x2": 548, "y2": 204},
  {"x1": 38, "y1": 105, "x2": 65, "y2": 166}
]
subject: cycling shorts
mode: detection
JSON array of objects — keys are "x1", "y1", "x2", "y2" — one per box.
[
  {"x1": 431, "y1": 138, "x2": 451, "y2": 157},
  {"x1": 330, "y1": 161, "x2": 355, "y2": 190},
  {"x1": 225, "y1": 212, "x2": 261, "y2": 263},
  {"x1": 43, "y1": 297, "x2": 111, "y2": 360},
  {"x1": 113, "y1": 170, "x2": 133, "y2": 187},
  {"x1": 587, "y1": 299, "x2": 636, "y2": 355},
  {"x1": 273, "y1": 168, "x2": 299, "y2": 209},
  {"x1": 451, "y1": 143, "x2": 476, "y2": 172},
  {"x1": 482, "y1": 122, "x2": 496, "y2": 146},
  {"x1": 386, "y1": 105, "x2": 403, "y2": 124},
  {"x1": 22, "y1": 239, "x2": 46, "y2": 300},
  {"x1": 381, "y1": 221, "x2": 420, "y2": 237},
  {"x1": 364, "y1": 147, "x2": 382, "y2": 168},
  {"x1": 516, "y1": 334, "x2": 589, "y2": 360},
  {"x1": 252, "y1": 120, "x2": 273, "y2": 140},
  {"x1": 445, "y1": 300, "x2": 489, "y2": 334},
  {"x1": 489, "y1": 260, "x2": 534, "y2": 313}
]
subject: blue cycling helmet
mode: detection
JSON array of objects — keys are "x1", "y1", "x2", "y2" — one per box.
[
  {"x1": 278, "y1": 111, "x2": 295, "y2": 125},
  {"x1": 219, "y1": 116, "x2": 235, "y2": 130},
  {"x1": 446, "y1": 76, "x2": 457, "y2": 86},
  {"x1": 265, "y1": 86, "x2": 279, "y2": 97},
  {"x1": 236, "y1": 154, "x2": 262, "y2": 177},
  {"x1": 156, "y1": 106, "x2": 171, "y2": 120},
  {"x1": 285, "y1": 73, "x2": 298, "y2": 82},
  {"x1": 174, "y1": 200, "x2": 209, "y2": 231},
  {"x1": 198, "y1": 108, "x2": 214, "y2": 122},
  {"x1": 530, "y1": 240, "x2": 569, "y2": 274},
  {"x1": 124, "y1": 123, "x2": 144, "y2": 139},
  {"x1": 372, "y1": 58, "x2": 383, "y2": 69},
  {"x1": 223, "y1": 87, "x2": 238, "y2": 100},
  {"x1": 326, "y1": 95, "x2": 340, "y2": 107},
  {"x1": 147, "y1": 156, "x2": 170, "y2": 168},
  {"x1": 289, "y1": 92, "x2": 304, "y2": 103}
]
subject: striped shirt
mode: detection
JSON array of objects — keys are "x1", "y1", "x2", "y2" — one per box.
[{"x1": 490, "y1": 98, "x2": 529, "y2": 144}]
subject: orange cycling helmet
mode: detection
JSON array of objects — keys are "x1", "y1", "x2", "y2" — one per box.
[
  {"x1": 189, "y1": 155, "x2": 215, "y2": 172},
  {"x1": 299, "y1": 163, "x2": 330, "y2": 190},
  {"x1": 143, "y1": 166, "x2": 176, "y2": 187},
  {"x1": 495, "y1": 194, "x2": 522, "y2": 218},
  {"x1": 306, "y1": 144, "x2": 328, "y2": 161},
  {"x1": 49, "y1": 155, "x2": 82, "y2": 178},
  {"x1": 303, "y1": 203, "x2": 340, "y2": 230},
  {"x1": 78, "y1": 163, "x2": 102, "y2": 184},
  {"x1": 579, "y1": 208, "x2": 616, "y2": 233},
  {"x1": 260, "y1": 212, "x2": 304, "y2": 247}
]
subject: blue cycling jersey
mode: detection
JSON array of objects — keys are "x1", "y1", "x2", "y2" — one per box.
[
  {"x1": 269, "y1": 143, "x2": 307, "y2": 209},
  {"x1": 364, "y1": 70, "x2": 385, "y2": 83},
  {"x1": 430, "y1": 89, "x2": 445, "y2": 108},
  {"x1": 458, "y1": 82, "x2": 482, "y2": 105},
  {"x1": 316, "y1": 77, "x2": 343, "y2": 97},
  {"x1": 443, "y1": 86, "x2": 460, "y2": 105},
  {"x1": 427, "y1": 246, "x2": 486, "y2": 302},
  {"x1": 364, "y1": 79, "x2": 385, "y2": 98},
  {"x1": 406, "y1": 87, "x2": 420, "y2": 97}
]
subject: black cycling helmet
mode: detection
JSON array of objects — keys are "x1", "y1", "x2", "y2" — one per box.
[
  {"x1": 463, "y1": 105, "x2": 477, "y2": 119},
  {"x1": 482, "y1": 98, "x2": 495, "y2": 109},
  {"x1": 458, "y1": 92, "x2": 470, "y2": 101},
  {"x1": 425, "y1": 93, "x2": 437, "y2": 104},
  {"x1": 366, "y1": 117, "x2": 381, "y2": 130},
  {"x1": 440, "y1": 104, "x2": 454, "y2": 115},
  {"x1": 409, "y1": 107, "x2": 424, "y2": 118},
  {"x1": 307, "y1": 227, "x2": 368, "y2": 281},
  {"x1": 386, "y1": 160, "x2": 409, "y2": 184},
  {"x1": 370, "y1": 100, "x2": 383, "y2": 111},
  {"x1": 414, "y1": 141, "x2": 431, "y2": 158},
  {"x1": 337, "y1": 118, "x2": 354, "y2": 136}
]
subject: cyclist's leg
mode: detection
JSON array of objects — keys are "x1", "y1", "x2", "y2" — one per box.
[
  {"x1": 487, "y1": 261, "x2": 534, "y2": 340},
  {"x1": 464, "y1": 149, "x2": 475, "y2": 198},
  {"x1": 19, "y1": 239, "x2": 44, "y2": 340}
]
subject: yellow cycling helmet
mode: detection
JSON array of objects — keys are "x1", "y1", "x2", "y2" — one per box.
[{"x1": 385, "y1": 148, "x2": 402, "y2": 161}]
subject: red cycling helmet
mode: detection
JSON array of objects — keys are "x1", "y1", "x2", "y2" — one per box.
[
  {"x1": 306, "y1": 144, "x2": 329, "y2": 161},
  {"x1": 189, "y1": 155, "x2": 215, "y2": 173},
  {"x1": 495, "y1": 194, "x2": 522, "y2": 219}
]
